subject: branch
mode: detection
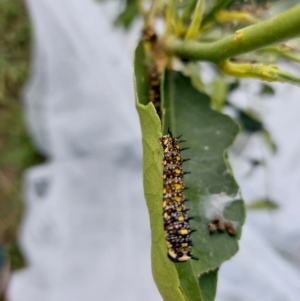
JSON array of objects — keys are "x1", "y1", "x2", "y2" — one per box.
[
  {"x1": 220, "y1": 60, "x2": 300, "y2": 87},
  {"x1": 259, "y1": 46, "x2": 300, "y2": 64},
  {"x1": 165, "y1": 4, "x2": 300, "y2": 64},
  {"x1": 216, "y1": 10, "x2": 259, "y2": 24}
]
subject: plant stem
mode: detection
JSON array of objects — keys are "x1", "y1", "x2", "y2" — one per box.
[
  {"x1": 166, "y1": 0, "x2": 183, "y2": 35},
  {"x1": 145, "y1": 0, "x2": 160, "y2": 27},
  {"x1": 216, "y1": 10, "x2": 258, "y2": 24},
  {"x1": 259, "y1": 46, "x2": 300, "y2": 63},
  {"x1": 165, "y1": 4, "x2": 300, "y2": 64},
  {"x1": 220, "y1": 60, "x2": 300, "y2": 86}
]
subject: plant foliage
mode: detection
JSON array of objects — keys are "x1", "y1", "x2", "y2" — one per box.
[{"x1": 130, "y1": 0, "x2": 300, "y2": 300}]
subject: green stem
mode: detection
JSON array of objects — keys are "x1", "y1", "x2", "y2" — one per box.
[
  {"x1": 145, "y1": 0, "x2": 160, "y2": 27},
  {"x1": 165, "y1": 4, "x2": 300, "y2": 64},
  {"x1": 216, "y1": 10, "x2": 259, "y2": 24},
  {"x1": 166, "y1": 0, "x2": 181, "y2": 34},
  {"x1": 220, "y1": 60, "x2": 300, "y2": 86},
  {"x1": 260, "y1": 46, "x2": 300, "y2": 63}
]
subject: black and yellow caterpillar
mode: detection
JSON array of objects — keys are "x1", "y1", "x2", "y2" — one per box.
[{"x1": 159, "y1": 129, "x2": 198, "y2": 262}]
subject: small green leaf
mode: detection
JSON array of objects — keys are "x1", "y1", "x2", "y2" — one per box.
[
  {"x1": 247, "y1": 199, "x2": 279, "y2": 210},
  {"x1": 114, "y1": 0, "x2": 139, "y2": 29},
  {"x1": 262, "y1": 130, "x2": 277, "y2": 153},
  {"x1": 210, "y1": 76, "x2": 227, "y2": 112},
  {"x1": 182, "y1": 62, "x2": 205, "y2": 93},
  {"x1": 185, "y1": 0, "x2": 205, "y2": 40},
  {"x1": 228, "y1": 80, "x2": 240, "y2": 92},
  {"x1": 260, "y1": 83, "x2": 275, "y2": 95},
  {"x1": 237, "y1": 110, "x2": 263, "y2": 133},
  {"x1": 248, "y1": 159, "x2": 264, "y2": 167}
]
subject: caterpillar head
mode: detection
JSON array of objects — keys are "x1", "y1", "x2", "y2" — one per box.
[{"x1": 167, "y1": 249, "x2": 198, "y2": 262}]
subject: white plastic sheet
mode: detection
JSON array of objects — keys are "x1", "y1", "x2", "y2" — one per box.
[
  {"x1": 7, "y1": 0, "x2": 300, "y2": 300},
  {"x1": 217, "y1": 79, "x2": 300, "y2": 301},
  {"x1": 7, "y1": 0, "x2": 160, "y2": 300}
]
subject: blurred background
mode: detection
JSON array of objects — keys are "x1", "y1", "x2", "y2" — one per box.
[
  {"x1": 0, "y1": 0, "x2": 39, "y2": 297},
  {"x1": 1, "y1": 0, "x2": 300, "y2": 300}
]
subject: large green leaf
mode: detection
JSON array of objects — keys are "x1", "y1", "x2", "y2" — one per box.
[
  {"x1": 134, "y1": 40, "x2": 245, "y2": 301},
  {"x1": 161, "y1": 70, "x2": 245, "y2": 300}
]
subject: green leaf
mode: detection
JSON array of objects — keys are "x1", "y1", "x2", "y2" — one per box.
[
  {"x1": 134, "y1": 40, "x2": 245, "y2": 301},
  {"x1": 237, "y1": 110, "x2": 263, "y2": 133},
  {"x1": 182, "y1": 62, "x2": 205, "y2": 93},
  {"x1": 247, "y1": 199, "x2": 279, "y2": 210},
  {"x1": 262, "y1": 129, "x2": 277, "y2": 153},
  {"x1": 185, "y1": 0, "x2": 205, "y2": 40},
  {"x1": 114, "y1": 0, "x2": 139, "y2": 29},
  {"x1": 210, "y1": 76, "x2": 227, "y2": 112},
  {"x1": 199, "y1": 269, "x2": 218, "y2": 301},
  {"x1": 134, "y1": 41, "x2": 186, "y2": 301},
  {"x1": 260, "y1": 83, "x2": 275, "y2": 96},
  {"x1": 228, "y1": 80, "x2": 240, "y2": 92},
  {"x1": 161, "y1": 70, "x2": 245, "y2": 300}
]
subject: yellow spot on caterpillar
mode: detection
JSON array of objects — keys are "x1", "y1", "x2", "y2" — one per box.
[
  {"x1": 175, "y1": 168, "x2": 181, "y2": 175},
  {"x1": 174, "y1": 196, "x2": 182, "y2": 202},
  {"x1": 168, "y1": 249, "x2": 177, "y2": 260},
  {"x1": 178, "y1": 216, "x2": 184, "y2": 222},
  {"x1": 174, "y1": 183, "x2": 182, "y2": 190},
  {"x1": 179, "y1": 229, "x2": 189, "y2": 235}
]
